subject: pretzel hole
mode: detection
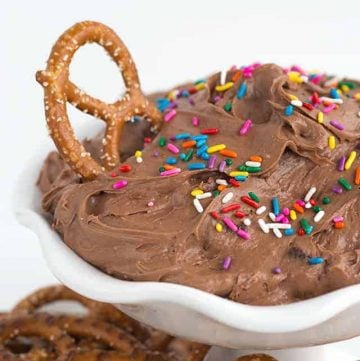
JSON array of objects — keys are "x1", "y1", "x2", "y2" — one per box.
[{"x1": 70, "y1": 43, "x2": 127, "y2": 104}]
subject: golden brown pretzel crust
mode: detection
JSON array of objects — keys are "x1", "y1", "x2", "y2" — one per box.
[
  {"x1": 36, "y1": 21, "x2": 162, "y2": 180},
  {"x1": 235, "y1": 354, "x2": 278, "y2": 361}
]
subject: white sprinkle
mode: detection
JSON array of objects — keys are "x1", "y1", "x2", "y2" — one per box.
[
  {"x1": 245, "y1": 161, "x2": 261, "y2": 167},
  {"x1": 314, "y1": 210, "x2": 325, "y2": 223},
  {"x1": 300, "y1": 75, "x2": 309, "y2": 83},
  {"x1": 291, "y1": 100, "x2": 303, "y2": 107},
  {"x1": 256, "y1": 206, "x2": 267, "y2": 215},
  {"x1": 193, "y1": 199, "x2": 203, "y2": 213},
  {"x1": 273, "y1": 228, "x2": 283, "y2": 238},
  {"x1": 305, "y1": 202, "x2": 312, "y2": 209},
  {"x1": 324, "y1": 76, "x2": 340, "y2": 88},
  {"x1": 268, "y1": 212, "x2": 276, "y2": 222},
  {"x1": 136, "y1": 157, "x2": 143, "y2": 164},
  {"x1": 196, "y1": 192, "x2": 212, "y2": 200},
  {"x1": 258, "y1": 219, "x2": 270, "y2": 233},
  {"x1": 266, "y1": 223, "x2": 292, "y2": 230},
  {"x1": 320, "y1": 97, "x2": 343, "y2": 104},
  {"x1": 243, "y1": 218, "x2": 251, "y2": 226},
  {"x1": 216, "y1": 179, "x2": 228, "y2": 186},
  {"x1": 222, "y1": 192, "x2": 234, "y2": 204},
  {"x1": 220, "y1": 70, "x2": 227, "y2": 85},
  {"x1": 304, "y1": 187, "x2": 317, "y2": 202}
]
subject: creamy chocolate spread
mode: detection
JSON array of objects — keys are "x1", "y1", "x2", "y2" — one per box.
[{"x1": 38, "y1": 64, "x2": 360, "y2": 305}]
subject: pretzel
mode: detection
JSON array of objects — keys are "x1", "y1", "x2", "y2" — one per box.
[
  {"x1": 36, "y1": 21, "x2": 162, "y2": 180},
  {"x1": 0, "y1": 313, "x2": 74, "y2": 361},
  {"x1": 235, "y1": 354, "x2": 278, "y2": 361}
]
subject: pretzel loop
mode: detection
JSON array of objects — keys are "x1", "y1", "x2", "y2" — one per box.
[{"x1": 36, "y1": 21, "x2": 162, "y2": 180}]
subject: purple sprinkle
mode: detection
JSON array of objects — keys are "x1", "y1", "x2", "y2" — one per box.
[
  {"x1": 219, "y1": 160, "x2": 226, "y2": 172},
  {"x1": 332, "y1": 185, "x2": 343, "y2": 194},
  {"x1": 169, "y1": 136, "x2": 176, "y2": 141},
  {"x1": 169, "y1": 101, "x2": 178, "y2": 109},
  {"x1": 272, "y1": 267, "x2": 282, "y2": 274},
  {"x1": 153, "y1": 150, "x2": 159, "y2": 157},
  {"x1": 223, "y1": 217, "x2": 238, "y2": 232},
  {"x1": 330, "y1": 120, "x2": 344, "y2": 131},
  {"x1": 208, "y1": 155, "x2": 217, "y2": 169},
  {"x1": 356, "y1": 142, "x2": 360, "y2": 150},
  {"x1": 188, "y1": 98, "x2": 195, "y2": 106},
  {"x1": 338, "y1": 156, "x2": 346, "y2": 171},
  {"x1": 223, "y1": 256, "x2": 232, "y2": 270},
  {"x1": 237, "y1": 228, "x2": 251, "y2": 240}
]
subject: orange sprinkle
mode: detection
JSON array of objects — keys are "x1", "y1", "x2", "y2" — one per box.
[
  {"x1": 355, "y1": 166, "x2": 360, "y2": 185},
  {"x1": 219, "y1": 149, "x2": 237, "y2": 158},
  {"x1": 217, "y1": 185, "x2": 227, "y2": 192},
  {"x1": 293, "y1": 203, "x2": 305, "y2": 214},
  {"x1": 182, "y1": 140, "x2": 196, "y2": 148},
  {"x1": 231, "y1": 70, "x2": 242, "y2": 83},
  {"x1": 164, "y1": 165, "x2": 176, "y2": 170},
  {"x1": 334, "y1": 221, "x2": 345, "y2": 229},
  {"x1": 249, "y1": 155, "x2": 263, "y2": 162}
]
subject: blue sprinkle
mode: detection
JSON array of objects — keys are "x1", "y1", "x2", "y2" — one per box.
[
  {"x1": 284, "y1": 105, "x2": 294, "y2": 116},
  {"x1": 196, "y1": 145, "x2": 208, "y2": 156},
  {"x1": 201, "y1": 152, "x2": 210, "y2": 160},
  {"x1": 330, "y1": 88, "x2": 340, "y2": 99},
  {"x1": 156, "y1": 98, "x2": 171, "y2": 112},
  {"x1": 304, "y1": 225, "x2": 314, "y2": 235},
  {"x1": 236, "y1": 82, "x2": 247, "y2": 99},
  {"x1": 179, "y1": 153, "x2": 186, "y2": 160},
  {"x1": 234, "y1": 175, "x2": 247, "y2": 182},
  {"x1": 308, "y1": 257, "x2": 324, "y2": 265},
  {"x1": 181, "y1": 90, "x2": 190, "y2": 98},
  {"x1": 187, "y1": 163, "x2": 206, "y2": 170},
  {"x1": 175, "y1": 133, "x2": 191, "y2": 140},
  {"x1": 272, "y1": 197, "x2": 280, "y2": 216},
  {"x1": 166, "y1": 157, "x2": 177, "y2": 165},
  {"x1": 192, "y1": 134, "x2": 208, "y2": 141},
  {"x1": 196, "y1": 139, "x2": 207, "y2": 148},
  {"x1": 284, "y1": 228, "x2": 295, "y2": 236}
]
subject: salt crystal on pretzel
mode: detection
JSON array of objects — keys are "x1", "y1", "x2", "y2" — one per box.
[{"x1": 36, "y1": 21, "x2": 162, "y2": 180}]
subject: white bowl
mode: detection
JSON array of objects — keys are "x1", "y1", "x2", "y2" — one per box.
[{"x1": 13, "y1": 126, "x2": 360, "y2": 353}]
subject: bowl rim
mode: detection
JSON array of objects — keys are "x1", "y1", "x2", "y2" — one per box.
[{"x1": 14, "y1": 133, "x2": 360, "y2": 335}]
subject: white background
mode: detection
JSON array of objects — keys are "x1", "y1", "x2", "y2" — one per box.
[{"x1": 0, "y1": 0, "x2": 359, "y2": 353}]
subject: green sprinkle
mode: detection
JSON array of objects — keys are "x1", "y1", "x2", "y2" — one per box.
[
  {"x1": 245, "y1": 166, "x2": 262, "y2": 173},
  {"x1": 313, "y1": 206, "x2": 322, "y2": 213},
  {"x1": 159, "y1": 166, "x2": 165, "y2": 173},
  {"x1": 338, "y1": 177, "x2": 352, "y2": 191},
  {"x1": 300, "y1": 218, "x2": 314, "y2": 235},
  {"x1": 213, "y1": 190, "x2": 220, "y2": 197},
  {"x1": 248, "y1": 192, "x2": 260, "y2": 202},
  {"x1": 224, "y1": 103, "x2": 232, "y2": 112},
  {"x1": 322, "y1": 196, "x2": 331, "y2": 205},
  {"x1": 237, "y1": 165, "x2": 247, "y2": 171},
  {"x1": 225, "y1": 158, "x2": 233, "y2": 166},
  {"x1": 338, "y1": 81, "x2": 356, "y2": 89},
  {"x1": 158, "y1": 136, "x2": 166, "y2": 147},
  {"x1": 184, "y1": 148, "x2": 194, "y2": 162}
]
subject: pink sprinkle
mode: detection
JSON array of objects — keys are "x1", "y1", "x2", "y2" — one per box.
[
  {"x1": 323, "y1": 104, "x2": 336, "y2": 114},
  {"x1": 243, "y1": 71, "x2": 253, "y2": 79},
  {"x1": 237, "y1": 228, "x2": 251, "y2": 240},
  {"x1": 330, "y1": 120, "x2": 344, "y2": 131},
  {"x1": 219, "y1": 160, "x2": 226, "y2": 172},
  {"x1": 311, "y1": 74, "x2": 322, "y2": 85},
  {"x1": 282, "y1": 207, "x2": 290, "y2": 216},
  {"x1": 282, "y1": 217, "x2": 290, "y2": 224},
  {"x1": 213, "y1": 95, "x2": 222, "y2": 103},
  {"x1": 333, "y1": 216, "x2": 344, "y2": 223},
  {"x1": 160, "y1": 168, "x2": 181, "y2": 177},
  {"x1": 192, "y1": 116, "x2": 199, "y2": 126},
  {"x1": 164, "y1": 109, "x2": 177, "y2": 122},
  {"x1": 338, "y1": 156, "x2": 346, "y2": 171},
  {"x1": 208, "y1": 155, "x2": 217, "y2": 169},
  {"x1": 167, "y1": 143, "x2": 180, "y2": 154},
  {"x1": 223, "y1": 217, "x2": 238, "y2": 232},
  {"x1": 112, "y1": 180, "x2": 128, "y2": 190},
  {"x1": 275, "y1": 214, "x2": 285, "y2": 222},
  {"x1": 223, "y1": 256, "x2": 232, "y2": 270},
  {"x1": 296, "y1": 199, "x2": 305, "y2": 207},
  {"x1": 239, "y1": 119, "x2": 253, "y2": 136}
]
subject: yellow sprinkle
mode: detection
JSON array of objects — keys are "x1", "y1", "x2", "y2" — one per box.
[
  {"x1": 328, "y1": 136, "x2": 336, "y2": 150},
  {"x1": 134, "y1": 150, "x2": 142, "y2": 158},
  {"x1": 215, "y1": 223, "x2": 223, "y2": 233},
  {"x1": 317, "y1": 111, "x2": 324, "y2": 124},
  {"x1": 195, "y1": 83, "x2": 206, "y2": 91},
  {"x1": 345, "y1": 151, "x2": 357, "y2": 170},
  {"x1": 191, "y1": 189, "x2": 204, "y2": 197},
  {"x1": 207, "y1": 144, "x2": 226, "y2": 154},
  {"x1": 290, "y1": 210, "x2": 297, "y2": 221},
  {"x1": 341, "y1": 85, "x2": 350, "y2": 93},
  {"x1": 215, "y1": 82, "x2": 234, "y2": 92},
  {"x1": 354, "y1": 93, "x2": 360, "y2": 101},
  {"x1": 229, "y1": 171, "x2": 249, "y2": 177},
  {"x1": 288, "y1": 94, "x2": 298, "y2": 101},
  {"x1": 167, "y1": 90, "x2": 178, "y2": 101},
  {"x1": 287, "y1": 71, "x2": 303, "y2": 84}
]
